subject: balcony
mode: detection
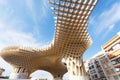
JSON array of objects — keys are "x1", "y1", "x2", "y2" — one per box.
[
  {"x1": 114, "y1": 63, "x2": 120, "y2": 68},
  {"x1": 108, "y1": 49, "x2": 120, "y2": 59},
  {"x1": 111, "y1": 57, "x2": 120, "y2": 67}
]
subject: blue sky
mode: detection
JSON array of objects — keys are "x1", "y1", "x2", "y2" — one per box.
[{"x1": 0, "y1": 0, "x2": 120, "y2": 79}]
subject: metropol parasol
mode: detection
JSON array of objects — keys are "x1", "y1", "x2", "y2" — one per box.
[{"x1": 0, "y1": 0, "x2": 98, "y2": 80}]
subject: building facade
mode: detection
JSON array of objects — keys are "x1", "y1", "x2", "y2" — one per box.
[
  {"x1": 102, "y1": 32, "x2": 120, "y2": 80},
  {"x1": 87, "y1": 52, "x2": 107, "y2": 80},
  {"x1": 87, "y1": 32, "x2": 120, "y2": 80}
]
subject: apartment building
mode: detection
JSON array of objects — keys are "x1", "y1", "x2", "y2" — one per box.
[
  {"x1": 102, "y1": 32, "x2": 120, "y2": 80},
  {"x1": 87, "y1": 51, "x2": 107, "y2": 80},
  {"x1": 87, "y1": 32, "x2": 120, "y2": 80}
]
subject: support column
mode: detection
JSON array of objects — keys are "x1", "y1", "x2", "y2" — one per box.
[
  {"x1": 65, "y1": 55, "x2": 88, "y2": 80},
  {"x1": 53, "y1": 75, "x2": 63, "y2": 80},
  {"x1": 9, "y1": 67, "x2": 29, "y2": 79}
]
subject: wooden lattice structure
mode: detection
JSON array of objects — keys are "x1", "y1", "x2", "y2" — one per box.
[{"x1": 0, "y1": 0, "x2": 98, "y2": 80}]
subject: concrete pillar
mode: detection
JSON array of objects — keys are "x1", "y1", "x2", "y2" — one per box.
[
  {"x1": 54, "y1": 77, "x2": 62, "y2": 80},
  {"x1": 65, "y1": 55, "x2": 88, "y2": 80},
  {"x1": 53, "y1": 75, "x2": 63, "y2": 80},
  {"x1": 9, "y1": 67, "x2": 29, "y2": 79}
]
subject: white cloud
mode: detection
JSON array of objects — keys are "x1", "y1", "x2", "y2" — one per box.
[
  {"x1": 90, "y1": 2, "x2": 120, "y2": 36},
  {"x1": 0, "y1": 30, "x2": 41, "y2": 50},
  {"x1": 0, "y1": 19, "x2": 44, "y2": 50}
]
